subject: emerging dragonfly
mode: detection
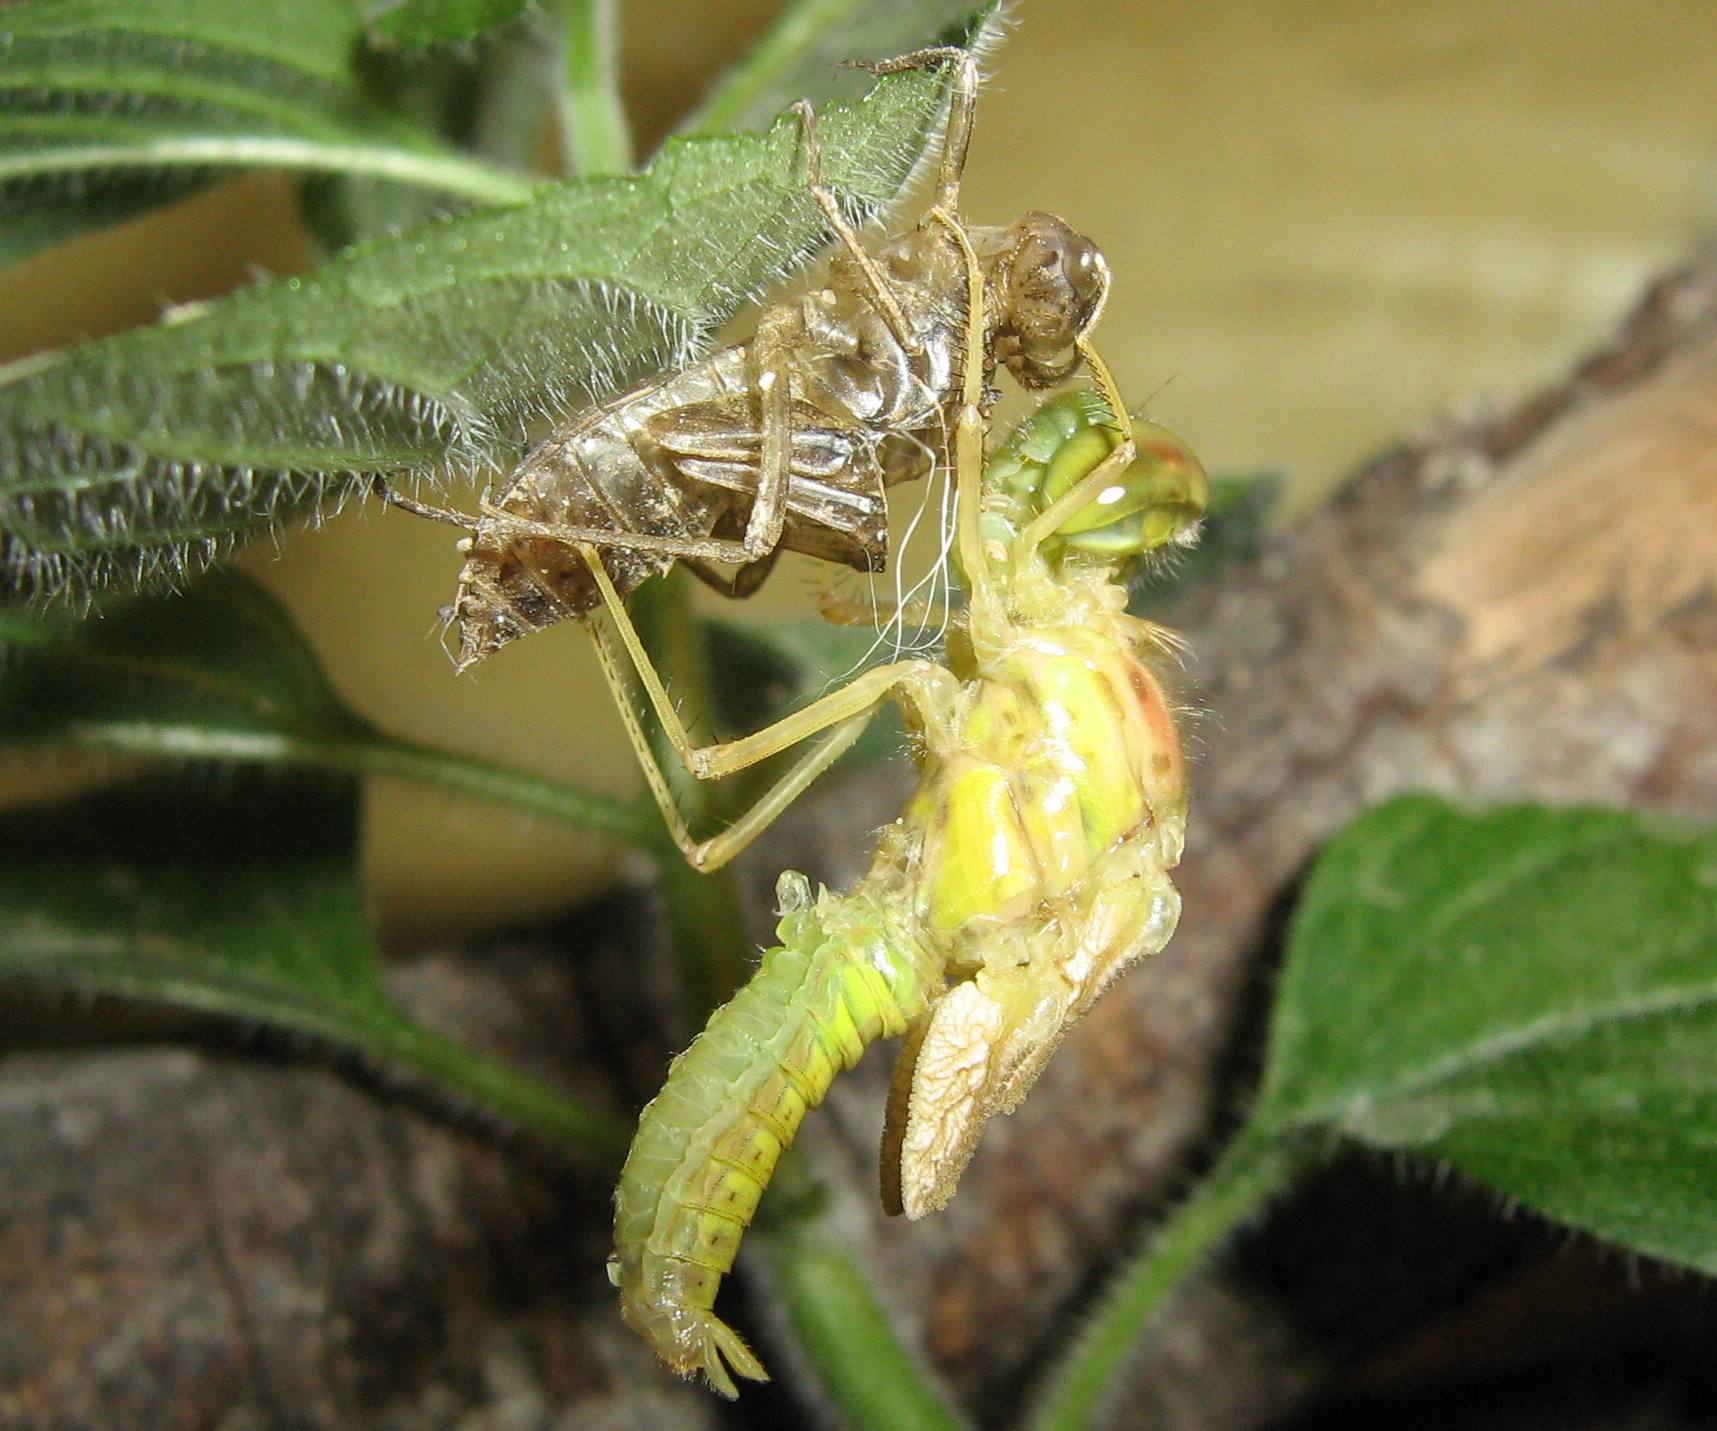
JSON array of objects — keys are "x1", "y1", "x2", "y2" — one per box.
[
  {"x1": 378, "y1": 47, "x2": 1115, "y2": 673},
  {"x1": 599, "y1": 362, "x2": 1208, "y2": 1392}
]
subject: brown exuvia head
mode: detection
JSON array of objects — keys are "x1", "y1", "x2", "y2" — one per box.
[{"x1": 983, "y1": 212, "x2": 1110, "y2": 389}]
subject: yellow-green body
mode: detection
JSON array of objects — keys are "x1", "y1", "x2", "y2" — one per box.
[
  {"x1": 608, "y1": 887, "x2": 937, "y2": 1392},
  {"x1": 609, "y1": 392, "x2": 1205, "y2": 1395}
]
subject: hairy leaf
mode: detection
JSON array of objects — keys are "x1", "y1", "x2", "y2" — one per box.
[
  {"x1": 0, "y1": 770, "x2": 627, "y2": 1155},
  {"x1": 0, "y1": 0, "x2": 528, "y2": 264},
  {"x1": 0, "y1": 572, "x2": 655, "y2": 845},
  {"x1": 1257, "y1": 796, "x2": 1717, "y2": 1273},
  {"x1": 1037, "y1": 797, "x2": 1717, "y2": 1426},
  {"x1": 0, "y1": 53, "x2": 967, "y2": 604}
]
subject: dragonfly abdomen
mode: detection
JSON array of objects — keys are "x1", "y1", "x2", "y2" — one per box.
[
  {"x1": 452, "y1": 350, "x2": 753, "y2": 665},
  {"x1": 609, "y1": 885, "x2": 936, "y2": 1396}
]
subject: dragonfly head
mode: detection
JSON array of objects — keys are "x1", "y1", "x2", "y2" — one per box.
[
  {"x1": 986, "y1": 392, "x2": 1208, "y2": 566},
  {"x1": 984, "y1": 213, "x2": 1109, "y2": 389}
]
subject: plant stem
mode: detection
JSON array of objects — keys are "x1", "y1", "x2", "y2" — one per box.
[
  {"x1": 757, "y1": 1153, "x2": 966, "y2": 1431},
  {"x1": 556, "y1": 0, "x2": 632, "y2": 175},
  {"x1": 36, "y1": 721, "x2": 658, "y2": 851},
  {"x1": 625, "y1": 573, "x2": 751, "y2": 1024},
  {"x1": 686, "y1": 0, "x2": 858, "y2": 135},
  {"x1": 1030, "y1": 1131, "x2": 1314, "y2": 1430},
  {"x1": 381, "y1": 1018, "x2": 631, "y2": 1162},
  {"x1": 2, "y1": 138, "x2": 535, "y2": 206},
  {"x1": 338, "y1": 728, "x2": 657, "y2": 849}
]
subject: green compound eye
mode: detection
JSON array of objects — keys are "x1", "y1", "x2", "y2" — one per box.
[
  {"x1": 1043, "y1": 417, "x2": 1209, "y2": 559},
  {"x1": 987, "y1": 392, "x2": 1210, "y2": 562}
]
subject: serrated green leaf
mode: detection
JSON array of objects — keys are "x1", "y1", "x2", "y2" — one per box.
[
  {"x1": 0, "y1": 571, "x2": 655, "y2": 845},
  {"x1": 1256, "y1": 796, "x2": 1717, "y2": 1273},
  {"x1": 687, "y1": 0, "x2": 995, "y2": 137},
  {"x1": 0, "y1": 769, "x2": 628, "y2": 1157},
  {"x1": 365, "y1": 0, "x2": 530, "y2": 47},
  {"x1": 0, "y1": 0, "x2": 532, "y2": 263},
  {"x1": 0, "y1": 56, "x2": 963, "y2": 605}
]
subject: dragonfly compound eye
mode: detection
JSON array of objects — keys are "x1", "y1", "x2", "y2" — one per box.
[
  {"x1": 985, "y1": 394, "x2": 1209, "y2": 563},
  {"x1": 1047, "y1": 418, "x2": 1209, "y2": 560}
]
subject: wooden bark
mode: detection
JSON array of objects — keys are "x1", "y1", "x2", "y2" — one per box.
[{"x1": 5, "y1": 258, "x2": 1717, "y2": 1428}]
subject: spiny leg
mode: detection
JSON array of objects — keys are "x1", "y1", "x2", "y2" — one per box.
[
  {"x1": 790, "y1": 97, "x2": 917, "y2": 352},
  {"x1": 372, "y1": 477, "x2": 478, "y2": 531},
  {"x1": 919, "y1": 203, "x2": 995, "y2": 610},
  {"x1": 846, "y1": 46, "x2": 978, "y2": 213},
  {"x1": 589, "y1": 605, "x2": 879, "y2": 871},
  {"x1": 580, "y1": 544, "x2": 934, "y2": 869},
  {"x1": 790, "y1": 46, "x2": 976, "y2": 353},
  {"x1": 1015, "y1": 341, "x2": 1139, "y2": 561},
  {"x1": 490, "y1": 506, "x2": 907, "y2": 870}
]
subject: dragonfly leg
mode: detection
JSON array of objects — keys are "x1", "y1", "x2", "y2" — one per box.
[
  {"x1": 844, "y1": 47, "x2": 978, "y2": 213},
  {"x1": 916, "y1": 203, "x2": 995, "y2": 611},
  {"x1": 790, "y1": 98, "x2": 919, "y2": 353},
  {"x1": 581, "y1": 543, "x2": 940, "y2": 870},
  {"x1": 474, "y1": 509, "x2": 745, "y2": 562},
  {"x1": 1015, "y1": 342, "x2": 1139, "y2": 562},
  {"x1": 371, "y1": 477, "x2": 478, "y2": 532}
]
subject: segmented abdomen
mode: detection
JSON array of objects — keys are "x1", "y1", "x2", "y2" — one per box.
[
  {"x1": 609, "y1": 885, "x2": 936, "y2": 1397},
  {"x1": 453, "y1": 347, "x2": 753, "y2": 667}
]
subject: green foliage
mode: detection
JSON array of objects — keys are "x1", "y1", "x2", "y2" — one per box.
[
  {"x1": 0, "y1": 571, "x2": 655, "y2": 842},
  {"x1": 7, "y1": 2, "x2": 1703, "y2": 1420},
  {"x1": 0, "y1": 769, "x2": 625, "y2": 1155},
  {"x1": 301, "y1": 12, "x2": 559, "y2": 247},
  {"x1": 760, "y1": 1192, "x2": 966, "y2": 1429},
  {"x1": 0, "y1": 7, "x2": 996, "y2": 1413},
  {"x1": 0, "y1": 60, "x2": 952, "y2": 605},
  {"x1": 365, "y1": 0, "x2": 531, "y2": 47},
  {"x1": 1039, "y1": 796, "x2": 1717, "y2": 1426},
  {"x1": 0, "y1": 0, "x2": 523, "y2": 264},
  {"x1": 1259, "y1": 796, "x2": 1717, "y2": 1271},
  {"x1": 687, "y1": 0, "x2": 990, "y2": 134}
]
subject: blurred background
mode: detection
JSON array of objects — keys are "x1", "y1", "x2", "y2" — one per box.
[{"x1": 3, "y1": 0, "x2": 1714, "y2": 941}]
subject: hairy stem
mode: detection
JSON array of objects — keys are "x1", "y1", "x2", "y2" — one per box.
[
  {"x1": 556, "y1": 0, "x2": 632, "y2": 175},
  {"x1": 1030, "y1": 1131, "x2": 1314, "y2": 1430},
  {"x1": 758, "y1": 1152, "x2": 966, "y2": 1429}
]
